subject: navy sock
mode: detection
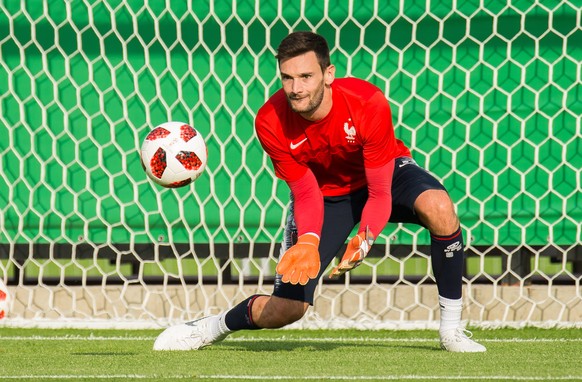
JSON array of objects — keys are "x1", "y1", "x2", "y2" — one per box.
[
  {"x1": 430, "y1": 227, "x2": 464, "y2": 300},
  {"x1": 224, "y1": 294, "x2": 265, "y2": 331}
]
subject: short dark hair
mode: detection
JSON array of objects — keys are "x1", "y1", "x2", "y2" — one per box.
[{"x1": 276, "y1": 31, "x2": 331, "y2": 71}]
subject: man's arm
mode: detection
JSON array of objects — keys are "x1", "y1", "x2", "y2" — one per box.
[
  {"x1": 360, "y1": 158, "x2": 395, "y2": 238},
  {"x1": 276, "y1": 169, "x2": 324, "y2": 285},
  {"x1": 286, "y1": 169, "x2": 323, "y2": 237},
  {"x1": 329, "y1": 159, "x2": 395, "y2": 278}
]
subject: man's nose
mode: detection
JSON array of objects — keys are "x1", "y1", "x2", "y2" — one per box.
[{"x1": 291, "y1": 79, "x2": 303, "y2": 94}]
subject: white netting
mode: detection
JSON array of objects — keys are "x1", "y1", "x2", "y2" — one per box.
[{"x1": 0, "y1": 1, "x2": 580, "y2": 328}]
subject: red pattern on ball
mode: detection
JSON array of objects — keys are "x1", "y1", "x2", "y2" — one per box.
[
  {"x1": 180, "y1": 124, "x2": 197, "y2": 142},
  {"x1": 150, "y1": 147, "x2": 167, "y2": 179},
  {"x1": 168, "y1": 178, "x2": 193, "y2": 188},
  {"x1": 175, "y1": 151, "x2": 203, "y2": 170},
  {"x1": 146, "y1": 127, "x2": 171, "y2": 141},
  {"x1": 0, "y1": 290, "x2": 5, "y2": 319}
]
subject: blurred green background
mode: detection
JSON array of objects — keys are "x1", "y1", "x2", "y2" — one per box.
[{"x1": 1, "y1": 0, "x2": 580, "y2": 257}]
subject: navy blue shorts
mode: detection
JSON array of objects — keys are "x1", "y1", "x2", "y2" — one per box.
[{"x1": 272, "y1": 156, "x2": 447, "y2": 304}]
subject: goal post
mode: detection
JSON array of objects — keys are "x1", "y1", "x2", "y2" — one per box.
[{"x1": 0, "y1": 1, "x2": 580, "y2": 328}]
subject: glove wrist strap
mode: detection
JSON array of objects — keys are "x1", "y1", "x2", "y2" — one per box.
[{"x1": 298, "y1": 233, "x2": 320, "y2": 247}]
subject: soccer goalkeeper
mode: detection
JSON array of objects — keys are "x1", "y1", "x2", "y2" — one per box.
[{"x1": 154, "y1": 31, "x2": 486, "y2": 353}]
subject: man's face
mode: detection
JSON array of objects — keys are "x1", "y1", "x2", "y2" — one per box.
[{"x1": 279, "y1": 51, "x2": 334, "y2": 120}]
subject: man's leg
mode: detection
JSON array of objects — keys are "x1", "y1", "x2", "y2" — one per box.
[
  {"x1": 153, "y1": 295, "x2": 308, "y2": 351},
  {"x1": 153, "y1": 206, "x2": 310, "y2": 352},
  {"x1": 413, "y1": 189, "x2": 486, "y2": 352},
  {"x1": 389, "y1": 157, "x2": 485, "y2": 352},
  {"x1": 154, "y1": 191, "x2": 362, "y2": 351},
  {"x1": 225, "y1": 294, "x2": 308, "y2": 330}
]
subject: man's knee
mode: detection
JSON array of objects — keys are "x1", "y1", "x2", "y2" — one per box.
[
  {"x1": 252, "y1": 295, "x2": 309, "y2": 328},
  {"x1": 414, "y1": 189, "x2": 459, "y2": 234}
]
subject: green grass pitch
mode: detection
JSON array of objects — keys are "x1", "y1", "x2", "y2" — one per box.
[{"x1": 0, "y1": 327, "x2": 581, "y2": 381}]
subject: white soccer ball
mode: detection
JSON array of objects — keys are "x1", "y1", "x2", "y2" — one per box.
[
  {"x1": 140, "y1": 122, "x2": 208, "y2": 188},
  {"x1": 0, "y1": 279, "x2": 9, "y2": 319}
]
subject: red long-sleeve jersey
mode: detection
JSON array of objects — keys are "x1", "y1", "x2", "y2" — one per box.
[{"x1": 255, "y1": 77, "x2": 411, "y2": 237}]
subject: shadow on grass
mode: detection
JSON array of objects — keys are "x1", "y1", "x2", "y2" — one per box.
[
  {"x1": 217, "y1": 339, "x2": 437, "y2": 352},
  {"x1": 71, "y1": 352, "x2": 138, "y2": 356}
]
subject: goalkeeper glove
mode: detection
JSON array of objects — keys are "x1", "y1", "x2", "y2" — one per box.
[
  {"x1": 276, "y1": 233, "x2": 321, "y2": 285},
  {"x1": 329, "y1": 226, "x2": 374, "y2": 279}
]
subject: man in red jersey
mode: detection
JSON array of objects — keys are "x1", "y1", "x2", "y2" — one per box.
[{"x1": 154, "y1": 31, "x2": 485, "y2": 352}]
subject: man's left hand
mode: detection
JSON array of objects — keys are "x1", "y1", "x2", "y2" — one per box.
[{"x1": 329, "y1": 227, "x2": 373, "y2": 279}]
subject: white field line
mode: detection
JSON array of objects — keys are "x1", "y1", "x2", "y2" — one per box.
[
  {"x1": 199, "y1": 376, "x2": 582, "y2": 381},
  {"x1": 1, "y1": 319, "x2": 581, "y2": 330},
  {"x1": 0, "y1": 375, "x2": 581, "y2": 381},
  {"x1": 0, "y1": 335, "x2": 581, "y2": 343}
]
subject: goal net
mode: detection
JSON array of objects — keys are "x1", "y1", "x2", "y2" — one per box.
[{"x1": 0, "y1": 1, "x2": 580, "y2": 328}]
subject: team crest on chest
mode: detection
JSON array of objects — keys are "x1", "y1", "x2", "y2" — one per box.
[{"x1": 344, "y1": 118, "x2": 356, "y2": 143}]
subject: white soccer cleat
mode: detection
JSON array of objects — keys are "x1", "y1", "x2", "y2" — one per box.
[
  {"x1": 440, "y1": 328, "x2": 487, "y2": 353},
  {"x1": 153, "y1": 315, "x2": 230, "y2": 351}
]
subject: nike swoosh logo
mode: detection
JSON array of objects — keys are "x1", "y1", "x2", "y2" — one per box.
[
  {"x1": 290, "y1": 137, "x2": 308, "y2": 150},
  {"x1": 398, "y1": 159, "x2": 415, "y2": 168}
]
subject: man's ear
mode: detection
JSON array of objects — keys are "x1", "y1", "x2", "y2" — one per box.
[{"x1": 324, "y1": 65, "x2": 335, "y2": 86}]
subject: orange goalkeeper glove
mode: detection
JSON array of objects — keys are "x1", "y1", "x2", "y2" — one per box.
[
  {"x1": 276, "y1": 233, "x2": 321, "y2": 285},
  {"x1": 329, "y1": 226, "x2": 374, "y2": 279}
]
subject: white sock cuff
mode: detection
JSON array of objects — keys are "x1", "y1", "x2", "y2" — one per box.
[
  {"x1": 217, "y1": 313, "x2": 233, "y2": 334},
  {"x1": 439, "y1": 296, "x2": 462, "y2": 310},
  {"x1": 439, "y1": 296, "x2": 463, "y2": 334}
]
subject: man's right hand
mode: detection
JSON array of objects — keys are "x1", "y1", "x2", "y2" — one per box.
[{"x1": 276, "y1": 233, "x2": 321, "y2": 285}]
